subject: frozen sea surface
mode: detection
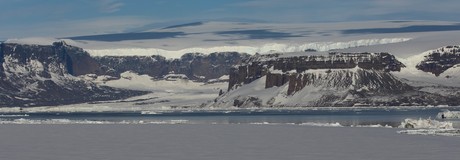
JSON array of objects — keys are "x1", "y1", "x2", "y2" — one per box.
[
  {"x1": 1, "y1": 108, "x2": 459, "y2": 160},
  {"x1": 0, "y1": 124, "x2": 459, "y2": 160}
]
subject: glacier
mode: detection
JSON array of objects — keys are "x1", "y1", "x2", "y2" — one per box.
[{"x1": 84, "y1": 38, "x2": 411, "y2": 59}]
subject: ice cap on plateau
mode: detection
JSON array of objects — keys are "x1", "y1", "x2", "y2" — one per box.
[
  {"x1": 4, "y1": 37, "x2": 66, "y2": 46},
  {"x1": 83, "y1": 38, "x2": 411, "y2": 59}
]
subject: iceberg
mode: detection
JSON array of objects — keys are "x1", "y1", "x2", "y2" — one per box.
[
  {"x1": 397, "y1": 118, "x2": 460, "y2": 137},
  {"x1": 398, "y1": 118, "x2": 453, "y2": 129},
  {"x1": 436, "y1": 110, "x2": 460, "y2": 119}
]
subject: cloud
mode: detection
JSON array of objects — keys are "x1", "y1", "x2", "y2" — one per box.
[
  {"x1": 0, "y1": 16, "x2": 155, "y2": 39},
  {"x1": 99, "y1": 0, "x2": 124, "y2": 13},
  {"x1": 227, "y1": 0, "x2": 367, "y2": 22},
  {"x1": 229, "y1": 0, "x2": 460, "y2": 22}
]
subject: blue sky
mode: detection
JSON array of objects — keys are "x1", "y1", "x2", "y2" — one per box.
[{"x1": 1, "y1": 0, "x2": 460, "y2": 40}]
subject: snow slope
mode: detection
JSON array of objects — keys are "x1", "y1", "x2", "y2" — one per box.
[
  {"x1": 211, "y1": 66, "x2": 413, "y2": 108},
  {"x1": 394, "y1": 45, "x2": 460, "y2": 88}
]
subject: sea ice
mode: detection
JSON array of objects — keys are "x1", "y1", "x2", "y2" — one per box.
[
  {"x1": 397, "y1": 118, "x2": 460, "y2": 137},
  {"x1": 398, "y1": 118, "x2": 453, "y2": 129},
  {"x1": 0, "y1": 124, "x2": 459, "y2": 160}
]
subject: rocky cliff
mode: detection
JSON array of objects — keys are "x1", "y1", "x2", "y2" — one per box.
[
  {"x1": 95, "y1": 52, "x2": 249, "y2": 81},
  {"x1": 229, "y1": 52, "x2": 405, "y2": 91},
  {"x1": 416, "y1": 45, "x2": 460, "y2": 76},
  {"x1": 214, "y1": 52, "x2": 458, "y2": 107},
  {"x1": 0, "y1": 42, "x2": 144, "y2": 107},
  {"x1": 0, "y1": 41, "x2": 250, "y2": 107}
]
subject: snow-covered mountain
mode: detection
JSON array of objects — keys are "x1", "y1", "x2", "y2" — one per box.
[
  {"x1": 0, "y1": 41, "x2": 247, "y2": 107},
  {"x1": 415, "y1": 45, "x2": 460, "y2": 76},
  {"x1": 211, "y1": 52, "x2": 458, "y2": 107},
  {"x1": 0, "y1": 42, "x2": 145, "y2": 107},
  {"x1": 3, "y1": 20, "x2": 460, "y2": 109}
]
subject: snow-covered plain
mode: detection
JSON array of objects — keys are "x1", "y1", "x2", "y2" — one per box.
[{"x1": 8, "y1": 71, "x2": 227, "y2": 112}]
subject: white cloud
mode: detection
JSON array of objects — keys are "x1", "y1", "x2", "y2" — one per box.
[
  {"x1": 368, "y1": 0, "x2": 460, "y2": 15},
  {"x1": 0, "y1": 16, "x2": 155, "y2": 39},
  {"x1": 99, "y1": 0, "x2": 124, "y2": 13}
]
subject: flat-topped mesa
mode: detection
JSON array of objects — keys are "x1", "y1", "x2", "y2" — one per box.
[
  {"x1": 0, "y1": 42, "x2": 144, "y2": 107},
  {"x1": 273, "y1": 52, "x2": 404, "y2": 72},
  {"x1": 0, "y1": 41, "x2": 101, "y2": 77},
  {"x1": 228, "y1": 52, "x2": 405, "y2": 92},
  {"x1": 95, "y1": 52, "x2": 250, "y2": 81}
]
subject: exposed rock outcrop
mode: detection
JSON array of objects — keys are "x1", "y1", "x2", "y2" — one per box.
[
  {"x1": 229, "y1": 52, "x2": 405, "y2": 91},
  {"x1": 0, "y1": 42, "x2": 145, "y2": 107},
  {"x1": 0, "y1": 41, "x2": 250, "y2": 107},
  {"x1": 416, "y1": 45, "x2": 460, "y2": 76},
  {"x1": 94, "y1": 52, "x2": 249, "y2": 81},
  {"x1": 214, "y1": 52, "x2": 459, "y2": 108}
]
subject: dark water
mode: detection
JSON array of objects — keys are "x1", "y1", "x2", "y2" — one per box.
[{"x1": 2, "y1": 107, "x2": 459, "y2": 127}]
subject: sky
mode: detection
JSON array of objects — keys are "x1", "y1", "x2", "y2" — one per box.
[{"x1": 1, "y1": 0, "x2": 460, "y2": 40}]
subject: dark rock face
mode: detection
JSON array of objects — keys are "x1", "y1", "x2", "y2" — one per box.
[
  {"x1": 233, "y1": 96, "x2": 262, "y2": 107},
  {"x1": 94, "y1": 55, "x2": 168, "y2": 78},
  {"x1": 416, "y1": 45, "x2": 460, "y2": 76},
  {"x1": 229, "y1": 52, "x2": 405, "y2": 91},
  {"x1": 0, "y1": 42, "x2": 249, "y2": 107},
  {"x1": 95, "y1": 52, "x2": 250, "y2": 81},
  {"x1": 285, "y1": 69, "x2": 411, "y2": 95},
  {"x1": 0, "y1": 42, "x2": 145, "y2": 107},
  {"x1": 62, "y1": 43, "x2": 103, "y2": 76},
  {"x1": 218, "y1": 52, "x2": 454, "y2": 107}
]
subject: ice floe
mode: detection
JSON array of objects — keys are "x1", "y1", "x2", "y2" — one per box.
[
  {"x1": 436, "y1": 110, "x2": 460, "y2": 119},
  {"x1": 397, "y1": 118, "x2": 460, "y2": 137},
  {"x1": 398, "y1": 118, "x2": 453, "y2": 129}
]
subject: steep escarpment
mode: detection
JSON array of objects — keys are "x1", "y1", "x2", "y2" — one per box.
[
  {"x1": 94, "y1": 52, "x2": 249, "y2": 81},
  {"x1": 284, "y1": 68, "x2": 411, "y2": 95},
  {"x1": 214, "y1": 52, "x2": 457, "y2": 108},
  {"x1": 0, "y1": 42, "x2": 144, "y2": 107},
  {"x1": 229, "y1": 52, "x2": 404, "y2": 91},
  {"x1": 0, "y1": 41, "x2": 250, "y2": 107}
]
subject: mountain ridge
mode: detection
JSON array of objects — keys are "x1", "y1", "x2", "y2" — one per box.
[
  {"x1": 3, "y1": 41, "x2": 460, "y2": 108},
  {"x1": 0, "y1": 42, "x2": 145, "y2": 107},
  {"x1": 212, "y1": 51, "x2": 460, "y2": 108}
]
